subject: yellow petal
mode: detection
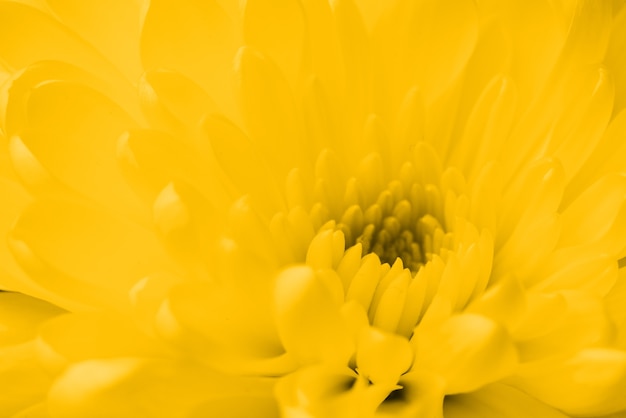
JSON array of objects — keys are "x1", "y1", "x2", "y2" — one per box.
[
  {"x1": 512, "y1": 348, "x2": 626, "y2": 416},
  {"x1": 187, "y1": 395, "x2": 279, "y2": 418},
  {"x1": 0, "y1": 292, "x2": 63, "y2": 346},
  {"x1": 550, "y1": 67, "x2": 613, "y2": 180},
  {"x1": 331, "y1": 0, "x2": 369, "y2": 121},
  {"x1": 444, "y1": 383, "x2": 569, "y2": 418},
  {"x1": 1, "y1": 61, "x2": 137, "y2": 138},
  {"x1": 356, "y1": 327, "x2": 413, "y2": 386},
  {"x1": 48, "y1": 358, "x2": 275, "y2": 418},
  {"x1": 152, "y1": 181, "x2": 216, "y2": 272},
  {"x1": 46, "y1": 0, "x2": 143, "y2": 81},
  {"x1": 204, "y1": 113, "x2": 284, "y2": 214},
  {"x1": 0, "y1": 342, "x2": 52, "y2": 417},
  {"x1": 377, "y1": 372, "x2": 446, "y2": 418},
  {"x1": 565, "y1": 109, "x2": 626, "y2": 204},
  {"x1": 371, "y1": 0, "x2": 478, "y2": 111},
  {"x1": 16, "y1": 80, "x2": 145, "y2": 217},
  {"x1": 275, "y1": 365, "x2": 364, "y2": 418},
  {"x1": 533, "y1": 251, "x2": 618, "y2": 296},
  {"x1": 607, "y1": 267, "x2": 626, "y2": 350},
  {"x1": 140, "y1": 0, "x2": 239, "y2": 115},
  {"x1": 414, "y1": 313, "x2": 518, "y2": 394},
  {"x1": 0, "y1": 178, "x2": 37, "y2": 294},
  {"x1": 466, "y1": 276, "x2": 527, "y2": 333},
  {"x1": 514, "y1": 291, "x2": 613, "y2": 362},
  {"x1": 274, "y1": 266, "x2": 353, "y2": 365},
  {"x1": 138, "y1": 69, "x2": 217, "y2": 133},
  {"x1": 558, "y1": 173, "x2": 626, "y2": 253},
  {"x1": 0, "y1": 2, "x2": 131, "y2": 92},
  {"x1": 9, "y1": 199, "x2": 172, "y2": 310},
  {"x1": 117, "y1": 129, "x2": 222, "y2": 206},
  {"x1": 606, "y1": 5, "x2": 626, "y2": 115},
  {"x1": 449, "y1": 76, "x2": 517, "y2": 177},
  {"x1": 243, "y1": 0, "x2": 305, "y2": 88},
  {"x1": 37, "y1": 312, "x2": 169, "y2": 374},
  {"x1": 234, "y1": 46, "x2": 302, "y2": 179},
  {"x1": 158, "y1": 279, "x2": 281, "y2": 365},
  {"x1": 345, "y1": 253, "x2": 383, "y2": 312}
]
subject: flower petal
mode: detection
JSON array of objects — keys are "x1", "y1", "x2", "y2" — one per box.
[
  {"x1": 606, "y1": 5, "x2": 626, "y2": 115},
  {"x1": 243, "y1": 0, "x2": 305, "y2": 88},
  {"x1": 37, "y1": 312, "x2": 169, "y2": 374},
  {"x1": 414, "y1": 313, "x2": 518, "y2": 394},
  {"x1": 1, "y1": 60, "x2": 138, "y2": 139},
  {"x1": 512, "y1": 348, "x2": 626, "y2": 416},
  {"x1": 274, "y1": 266, "x2": 353, "y2": 365},
  {"x1": 234, "y1": 46, "x2": 303, "y2": 179},
  {"x1": 203, "y1": 113, "x2": 284, "y2": 214},
  {"x1": 371, "y1": 0, "x2": 478, "y2": 111},
  {"x1": 558, "y1": 173, "x2": 626, "y2": 254},
  {"x1": 117, "y1": 129, "x2": 223, "y2": 206},
  {"x1": 46, "y1": 0, "x2": 143, "y2": 81},
  {"x1": 16, "y1": 80, "x2": 145, "y2": 217},
  {"x1": 157, "y1": 263, "x2": 284, "y2": 372},
  {"x1": 607, "y1": 267, "x2": 626, "y2": 350},
  {"x1": 9, "y1": 198, "x2": 173, "y2": 310},
  {"x1": 138, "y1": 69, "x2": 218, "y2": 133},
  {"x1": 0, "y1": 342, "x2": 52, "y2": 417},
  {"x1": 0, "y1": 178, "x2": 38, "y2": 294},
  {"x1": 450, "y1": 76, "x2": 516, "y2": 178},
  {"x1": 0, "y1": 292, "x2": 63, "y2": 346},
  {"x1": 0, "y1": 2, "x2": 131, "y2": 89},
  {"x1": 187, "y1": 395, "x2": 279, "y2": 418},
  {"x1": 443, "y1": 383, "x2": 569, "y2": 418},
  {"x1": 514, "y1": 291, "x2": 613, "y2": 362},
  {"x1": 48, "y1": 358, "x2": 275, "y2": 418},
  {"x1": 275, "y1": 365, "x2": 364, "y2": 418},
  {"x1": 140, "y1": 0, "x2": 239, "y2": 115},
  {"x1": 356, "y1": 327, "x2": 413, "y2": 386}
]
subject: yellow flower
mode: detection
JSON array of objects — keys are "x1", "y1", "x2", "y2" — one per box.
[{"x1": 2, "y1": 0, "x2": 626, "y2": 417}]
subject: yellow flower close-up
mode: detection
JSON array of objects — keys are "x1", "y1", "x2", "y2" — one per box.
[{"x1": 2, "y1": 0, "x2": 626, "y2": 416}]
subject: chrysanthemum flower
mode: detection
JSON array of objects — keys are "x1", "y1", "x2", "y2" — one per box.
[{"x1": 2, "y1": 0, "x2": 626, "y2": 417}]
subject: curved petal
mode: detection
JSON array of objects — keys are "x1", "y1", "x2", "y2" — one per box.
[
  {"x1": 371, "y1": 0, "x2": 478, "y2": 114},
  {"x1": 0, "y1": 292, "x2": 64, "y2": 346},
  {"x1": 356, "y1": 327, "x2": 413, "y2": 386},
  {"x1": 16, "y1": 80, "x2": 145, "y2": 218},
  {"x1": 140, "y1": 0, "x2": 239, "y2": 115},
  {"x1": 48, "y1": 358, "x2": 276, "y2": 418},
  {"x1": 187, "y1": 395, "x2": 279, "y2": 418},
  {"x1": 443, "y1": 383, "x2": 569, "y2": 418},
  {"x1": 37, "y1": 312, "x2": 170, "y2": 374},
  {"x1": 157, "y1": 277, "x2": 283, "y2": 370},
  {"x1": 117, "y1": 129, "x2": 223, "y2": 206},
  {"x1": 558, "y1": 173, "x2": 626, "y2": 253},
  {"x1": 9, "y1": 198, "x2": 174, "y2": 310},
  {"x1": 607, "y1": 267, "x2": 626, "y2": 350},
  {"x1": 1, "y1": 60, "x2": 139, "y2": 139},
  {"x1": 0, "y1": 341, "x2": 52, "y2": 417},
  {"x1": 413, "y1": 313, "x2": 518, "y2": 394},
  {"x1": 274, "y1": 266, "x2": 353, "y2": 366},
  {"x1": 512, "y1": 348, "x2": 626, "y2": 416},
  {"x1": 243, "y1": 0, "x2": 305, "y2": 88},
  {"x1": 203, "y1": 113, "x2": 284, "y2": 214},
  {"x1": 138, "y1": 69, "x2": 218, "y2": 133},
  {"x1": 0, "y1": 178, "x2": 34, "y2": 292},
  {"x1": 234, "y1": 46, "x2": 303, "y2": 179},
  {"x1": 46, "y1": 0, "x2": 143, "y2": 81},
  {"x1": 0, "y1": 2, "x2": 131, "y2": 91},
  {"x1": 606, "y1": 5, "x2": 626, "y2": 116}
]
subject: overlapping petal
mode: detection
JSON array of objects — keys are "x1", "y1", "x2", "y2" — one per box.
[{"x1": 0, "y1": 0, "x2": 625, "y2": 416}]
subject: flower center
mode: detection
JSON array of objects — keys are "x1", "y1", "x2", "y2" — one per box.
[{"x1": 336, "y1": 180, "x2": 450, "y2": 275}]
